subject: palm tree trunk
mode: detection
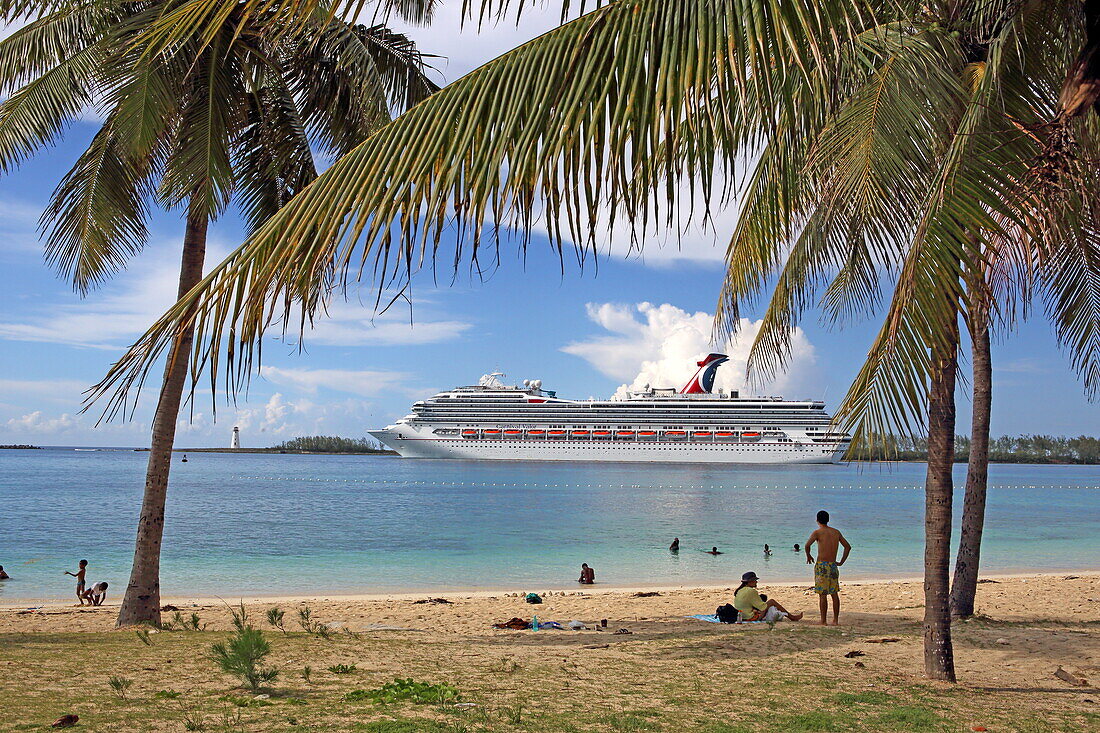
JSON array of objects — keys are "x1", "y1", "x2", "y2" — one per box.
[
  {"x1": 924, "y1": 323, "x2": 958, "y2": 682},
  {"x1": 951, "y1": 297, "x2": 991, "y2": 619},
  {"x1": 116, "y1": 205, "x2": 208, "y2": 627}
]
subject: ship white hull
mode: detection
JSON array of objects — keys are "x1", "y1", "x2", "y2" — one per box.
[{"x1": 371, "y1": 426, "x2": 846, "y2": 464}]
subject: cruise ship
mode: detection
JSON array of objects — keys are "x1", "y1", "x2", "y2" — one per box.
[{"x1": 371, "y1": 354, "x2": 850, "y2": 463}]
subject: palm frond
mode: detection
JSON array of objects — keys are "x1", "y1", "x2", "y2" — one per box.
[{"x1": 40, "y1": 122, "x2": 154, "y2": 293}]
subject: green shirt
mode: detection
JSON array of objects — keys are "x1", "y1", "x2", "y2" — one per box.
[{"x1": 733, "y1": 586, "x2": 767, "y2": 618}]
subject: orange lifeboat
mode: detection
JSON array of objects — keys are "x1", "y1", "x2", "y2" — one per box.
[
  {"x1": 615, "y1": 430, "x2": 635, "y2": 437},
  {"x1": 548, "y1": 430, "x2": 567, "y2": 438},
  {"x1": 665, "y1": 430, "x2": 687, "y2": 439},
  {"x1": 715, "y1": 431, "x2": 736, "y2": 440},
  {"x1": 593, "y1": 430, "x2": 612, "y2": 437},
  {"x1": 484, "y1": 429, "x2": 501, "y2": 436},
  {"x1": 527, "y1": 429, "x2": 545, "y2": 437},
  {"x1": 742, "y1": 431, "x2": 761, "y2": 441},
  {"x1": 503, "y1": 429, "x2": 522, "y2": 438},
  {"x1": 571, "y1": 430, "x2": 590, "y2": 437},
  {"x1": 461, "y1": 429, "x2": 478, "y2": 439},
  {"x1": 638, "y1": 430, "x2": 657, "y2": 439},
  {"x1": 692, "y1": 431, "x2": 712, "y2": 438}
]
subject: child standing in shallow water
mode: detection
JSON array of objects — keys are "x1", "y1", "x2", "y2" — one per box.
[{"x1": 64, "y1": 560, "x2": 88, "y2": 605}]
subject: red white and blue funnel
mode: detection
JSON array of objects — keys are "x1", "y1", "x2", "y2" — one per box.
[{"x1": 679, "y1": 353, "x2": 729, "y2": 394}]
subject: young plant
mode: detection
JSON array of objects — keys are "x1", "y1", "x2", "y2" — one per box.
[
  {"x1": 135, "y1": 629, "x2": 153, "y2": 646},
  {"x1": 266, "y1": 607, "x2": 286, "y2": 633},
  {"x1": 301, "y1": 666, "x2": 312, "y2": 684},
  {"x1": 108, "y1": 675, "x2": 133, "y2": 699},
  {"x1": 327, "y1": 663, "x2": 357, "y2": 675},
  {"x1": 209, "y1": 604, "x2": 278, "y2": 690},
  {"x1": 296, "y1": 608, "x2": 316, "y2": 634}
]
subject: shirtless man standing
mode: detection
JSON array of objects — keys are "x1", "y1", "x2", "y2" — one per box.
[{"x1": 805, "y1": 511, "x2": 851, "y2": 625}]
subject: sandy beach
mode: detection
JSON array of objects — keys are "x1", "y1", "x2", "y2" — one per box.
[{"x1": 2, "y1": 572, "x2": 1097, "y2": 731}]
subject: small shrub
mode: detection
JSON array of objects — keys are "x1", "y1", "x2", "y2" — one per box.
[
  {"x1": 181, "y1": 706, "x2": 205, "y2": 731},
  {"x1": 328, "y1": 663, "x2": 357, "y2": 675},
  {"x1": 345, "y1": 678, "x2": 460, "y2": 705},
  {"x1": 266, "y1": 607, "x2": 286, "y2": 633},
  {"x1": 108, "y1": 675, "x2": 133, "y2": 699},
  {"x1": 209, "y1": 603, "x2": 279, "y2": 690},
  {"x1": 154, "y1": 690, "x2": 182, "y2": 700},
  {"x1": 301, "y1": 665, "x2": 312, "y2": 684},
  {"x1": 296, "y1": 607, "x2": 317, "y2": 633},
  {"x1": 135, "y1": 629, "x2": 152, "y2": 646}
]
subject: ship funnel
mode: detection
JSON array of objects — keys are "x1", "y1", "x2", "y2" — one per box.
[{"x1": 679, "y1": 353, "x2": 729, "y2": 394}]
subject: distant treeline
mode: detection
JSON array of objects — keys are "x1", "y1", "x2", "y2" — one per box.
[
  {"x1": 269, "y1": 435, "x2": 389, "y2": 453},
  {"x1": 0, "y1": 444, "x2": 40, "y2": 449},
  {"x1": 852, "y1": 434, "x2": 1100, "y2": 464}
]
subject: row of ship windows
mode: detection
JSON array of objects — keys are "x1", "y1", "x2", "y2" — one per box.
[{"x1": 456, "y1": 443, "x2": 832, "y2": 451}]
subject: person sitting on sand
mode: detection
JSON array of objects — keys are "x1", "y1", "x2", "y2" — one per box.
[
  {"x1": 0, "y1": 565, "x2": 9, "y2": 580},
  {"x1": 578, "y1": 563, "x2": 595, "y2": 584},
  {"x1": 733, "y1": 572, "x2": 803, "y2": 622},
  {"x1": 64, "y1": 560, "x2": 88, "y2": 605},
  {"x1": 764, "y1": 544, "x2": 772, "y2": 556},
  {"x1": 82, "y1": 581, "x2": 108, "y2": 606},
  {"x1": 669, "y1": 537, "x2": 680, "y2": 552},
  {"x1": 706, "y1": 547, "x2": 723, "y2": 555},
  {"x1": 805, "y1": 510, "x2": 852, "y2": 626}
]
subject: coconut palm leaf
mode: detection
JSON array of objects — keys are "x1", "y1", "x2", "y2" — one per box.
[
  {"x1": 40, "y1": 122, "x2": 156, "y2": 292},
  {"x1": 87, "y1": 0, "x2": 886, "y2": 414}
]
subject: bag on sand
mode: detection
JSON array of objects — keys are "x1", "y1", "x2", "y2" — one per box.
[
  {"x1": 525, "y1": 593, "x2": 543, "y2": 604},
  {"x1": 715, "y1": 603, "x2": 739, "y2": 623}
]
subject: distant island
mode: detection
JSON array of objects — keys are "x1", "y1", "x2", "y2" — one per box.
[
  {"x1": 0, "y1": 444, "x2": 41, "y2": 450},
  {"x1": 168, "y1": 435, "x2": 395, "y2": 455},
  {"x1": 854, "y1": 434, "x2": 1100, "y2": 464}
]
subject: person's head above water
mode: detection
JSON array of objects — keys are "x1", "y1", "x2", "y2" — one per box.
[
  {"x1": 816, "y1": 510, "x2": 830, "y2": 525},
  {"x1": 712, "y1": 547, "x2": 718, "y2": 552}
]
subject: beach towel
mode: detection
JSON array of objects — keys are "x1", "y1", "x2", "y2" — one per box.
[{"x1": 687, "y1": 614, "x2": 767, "y2": 624}]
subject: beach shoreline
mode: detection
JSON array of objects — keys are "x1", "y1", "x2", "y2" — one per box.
[{"x1": 3, "y1": 569, "x2": 1096, "y2": 611}]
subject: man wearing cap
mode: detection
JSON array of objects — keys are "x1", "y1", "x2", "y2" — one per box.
[{"x1": 733, "y1": 572, "x2": 803, "y2": 622}]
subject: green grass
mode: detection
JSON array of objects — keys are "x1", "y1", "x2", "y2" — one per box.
[{"x1": 0, "y1": 623, "x2": 1094, "y2": 733}]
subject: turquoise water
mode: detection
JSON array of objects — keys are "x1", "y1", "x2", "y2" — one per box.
[{"x1": 1, "y1": 448, "x2": 1097, "y2": 602}]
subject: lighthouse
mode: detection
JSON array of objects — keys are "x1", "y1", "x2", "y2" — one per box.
[{"x1": 231, "y1": 426, "x2": 240, "y2": 450}]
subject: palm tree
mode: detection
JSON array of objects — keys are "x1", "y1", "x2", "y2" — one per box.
[
  {"x1": 951, "y1": 269, "x2": 993, "y2": 619},
  {"x1": 85, "y1": 0, "x2": 1099, "y2": 676},
  {"x1": 0, "y1": 0, "x2": 436, "y2": 626}
]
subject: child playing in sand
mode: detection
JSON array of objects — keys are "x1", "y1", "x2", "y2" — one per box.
[
  {"x1": 81, "y1": 581, "x2": 108, "y2": 606},
  {"x1": 733, "y1": 572, "x2": 803, "y2": 622},
  {"x1": 805, "y1": 510, "x2": 852, "y2": 625},
  {"x1": 64, "y1": 560, "x2": 88, "y2": 605}
]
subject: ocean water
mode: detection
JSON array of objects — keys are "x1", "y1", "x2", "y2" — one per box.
[{"x1": 0, "y1": 448, "x2": 1097, "y2": 602}]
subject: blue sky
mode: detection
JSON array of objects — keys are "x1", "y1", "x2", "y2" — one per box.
[{"x1": 0, "y1": 6, "x2": 1094, "y2": 447}]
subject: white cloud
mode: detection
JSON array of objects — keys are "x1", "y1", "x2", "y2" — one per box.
[
  {"x1": 5, "y1": 410, "x2": 79, "y2": 434},
  {"x1": 228, "y1": 392, "x2": 376, "y2": 442},
  {"x1": 259, "y1": 366, "x2": 409, "y2": 397},
  {"x1": 562, "y1": 302, "x2": 818, "y2": 399},
  {"x1": 0, "y1": 239, "x2": 230, "y2": 348}
]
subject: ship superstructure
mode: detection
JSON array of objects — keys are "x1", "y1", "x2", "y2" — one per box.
[{"x1": 370, "y1": 354, "x2": 850, "y2": 463}]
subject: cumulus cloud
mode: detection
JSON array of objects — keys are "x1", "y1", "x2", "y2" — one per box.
[
  {"x1": 5, "y1": 410, "x2": 79, "y2": 434},
  {"x1": 225, "y1": 392, "x2": 377, "y2": 442},
  {"x1": 562, "y1": 302, "x2": 818, "y2": 399}
]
